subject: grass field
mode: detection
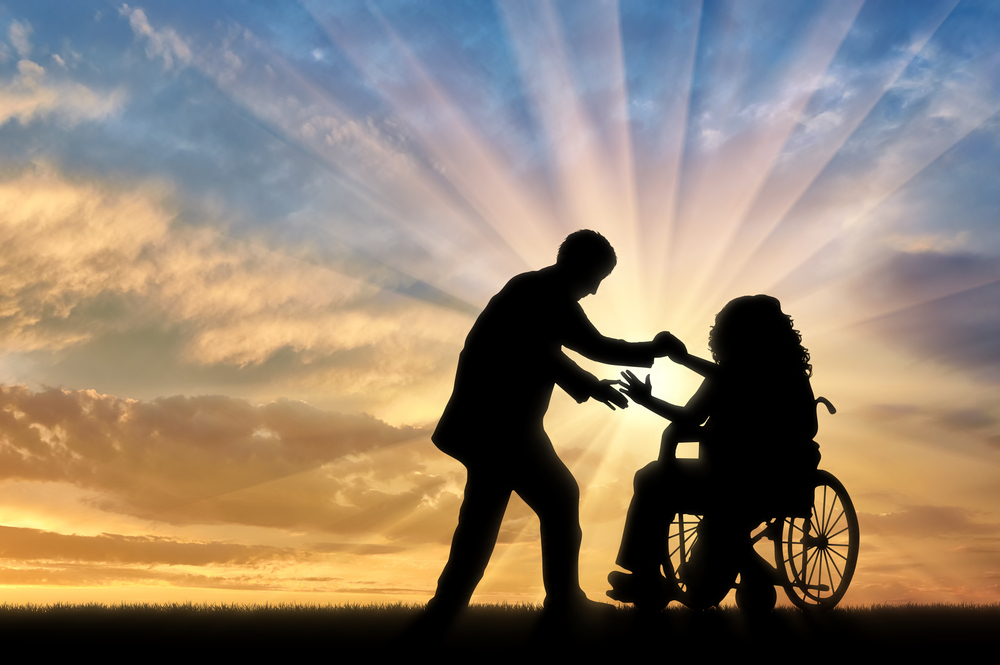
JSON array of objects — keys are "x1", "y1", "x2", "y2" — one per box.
[{"x1": 1, "y1": 602, "x2": 996, "y2": 656}]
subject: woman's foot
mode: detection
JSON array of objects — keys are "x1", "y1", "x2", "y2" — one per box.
[{"x1": 606, "y1": 570, "x2": 674, "y2": 609}]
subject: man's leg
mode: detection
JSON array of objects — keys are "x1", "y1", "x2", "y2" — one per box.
[
  {"x1": 430, "y1": 464, "x2": 510, "y2": 615},
  {"x1": 513, "y1": 444, "x2": 586, "y2": 607}
]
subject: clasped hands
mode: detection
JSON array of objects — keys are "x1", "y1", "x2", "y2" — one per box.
[{"x1": 653, "y1": 331, "x2": 686, "y2": 360}]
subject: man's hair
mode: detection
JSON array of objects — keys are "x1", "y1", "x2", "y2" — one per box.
[{"x1": 556, "y1": 230, "x2": 617, "y2": 274}]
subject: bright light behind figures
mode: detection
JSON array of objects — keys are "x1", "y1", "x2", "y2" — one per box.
[{"x1": 1, "y1": 1, "x2": 998, "y2": 606}]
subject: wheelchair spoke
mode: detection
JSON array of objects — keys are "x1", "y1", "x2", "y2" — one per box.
[
  {"x1": 825, "y1": 504, "x2": 845, "y2": 537},
  {"x1": 826, "y1": 548, "x2": 844, "y2": 582},
  {"x1": 806, "y1": 547, "x2": 821, "y2": 586},
  {"x1": 823, "y1": 552, "x2": 835, "y2": 597},
  {"x1": 823, "y1": 492, "x2": 840, "y2": 535},
  {"x1": 820, "y1": 552, "x2": 830, "y2": 597},
  {"x1": 827, "y1": 547, "x2": 849, "y2": 562},
  {"x1": 827, "y1": 524, "x2": 850, "y2": 540},
  {"x1": 826, "y1": 552, "x2": 842, "y2": 596},
  {"x1": 669, "y1": 514, "x2": 700, "y2": 576},
  {"x1": 820, "y1": 486, "x2": 828, "y2": 533},
  {"x1": 670, "y1": 539, "x2": 696, "y2": 558},
  {"x1": 800, "y1": 545, "x2": 817, "y2": 574}
]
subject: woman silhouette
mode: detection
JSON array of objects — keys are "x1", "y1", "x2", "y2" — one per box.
[{"x1": 608, "y1": 295, "x2": 820, "y2": 607}]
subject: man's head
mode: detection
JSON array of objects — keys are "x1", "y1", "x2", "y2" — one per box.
[{"x1": 556, "y1": 230, "x2": 617, "y2": 299}]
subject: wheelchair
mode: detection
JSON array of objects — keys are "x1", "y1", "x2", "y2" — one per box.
[{"x1": 652, "y1": 399, "x2": 859, "y2": 612}]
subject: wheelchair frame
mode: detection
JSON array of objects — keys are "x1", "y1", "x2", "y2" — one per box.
[{"x1": 667, "y1": 468, "x2": 859, "y2": 611}]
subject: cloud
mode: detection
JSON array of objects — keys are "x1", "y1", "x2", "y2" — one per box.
[
  {"x1": 0, "y1": 385, "x2": 464, "y2": 542},
  {"x1": 859, "y1": 401, "x2": 1000, "y2": 452},
  {"x1": 0, "y1": 60, "x2": 125, "y2": 126},
  {"x1": 9, "y1": 20, "x2": 31, "y2": 58},
  {"x1": 0, "y1": 563, "x2": 285, "y2": 591},
  {"x1": 883, "y1": 231, "x2": 970, "y2": 254},
  {"x1": 0, "y1": 165, "x2": 470, "y2": 411},
  {"x1": 0, "y1": 525, "x2": 295, "y2": 566},
  {"x1": 935, "y1": 409, "x2": 995, "y2": 431},
  {"x1": 859, "y1": 251, "x2": 1000, "y2": 381},
  {"x1": 860, "y1": 505, "x2": 1000, "y2": 538},
  {"x1": 119, "y1": 5, "x2": 192, "y2": 71}
]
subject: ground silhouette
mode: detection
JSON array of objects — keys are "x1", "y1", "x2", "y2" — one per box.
[{"x1": 0, "y1": 603, "x2": 995, "y2": 656}]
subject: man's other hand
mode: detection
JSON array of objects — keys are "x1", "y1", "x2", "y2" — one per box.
[
  {"x1": 593, "y1": 379, "x2": 628, "y2": 410},
  {"x1": 653, "y1": 331, "x2": 686, "y2": 360}
]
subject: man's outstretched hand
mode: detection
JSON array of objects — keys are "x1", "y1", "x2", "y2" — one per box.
[
  {"x1": 593, "y1": 379, "x2": 628, "y2": 410},
  {"x1": 653, "y1": 331, "x2": 686, "y2": 360}
]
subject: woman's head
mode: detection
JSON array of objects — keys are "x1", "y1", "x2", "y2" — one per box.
[{"x1": 708, "y1": 295, "x2": 812, "y2": 376}]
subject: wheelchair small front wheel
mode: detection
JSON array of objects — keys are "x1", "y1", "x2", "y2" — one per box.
[
  {"x1": 735, "y1": 550, "x2": 777, "y2": 613},
  {"x1": 777, "y1": 470, "x2": 859, "y2": 610},
  {"x1": 735, "y1": 579, "x2": 776, "y2": 613}
]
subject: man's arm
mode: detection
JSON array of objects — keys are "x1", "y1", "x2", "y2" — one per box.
[
  {"x1": 561, "y1": 302, "x2": 676, "y2": 368},
  {"x1": 551, "y1": 350, "x2": 628, "y2": 409}
]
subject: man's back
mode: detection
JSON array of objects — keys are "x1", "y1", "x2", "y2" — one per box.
[{"x1": 433, "y1": 267, "x2": 594, "y2": 457}]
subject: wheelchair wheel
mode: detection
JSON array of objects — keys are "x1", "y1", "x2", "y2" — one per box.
[
  {"x1": 667, "y1": 513, "x2": 700, "y2": 599},
  {"x1": 667, "y1": 513, "x2": 739, "y2": 610},
  {"x1": 777, "y1": 470, "x2": 859, "y2": 610}
]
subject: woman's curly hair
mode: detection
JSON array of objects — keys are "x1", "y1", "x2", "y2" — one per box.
[{"x1": 708, "y1": 295, "x2": 812, "y2": 377}]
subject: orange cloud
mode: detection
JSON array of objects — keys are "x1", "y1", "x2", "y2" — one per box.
[
  {"x1": 0, "y1": 385, "x2": 459, "y2": 541},
  {"x1": 0, "y1": 525, "x2": 295, "y2": 566},
  {"x1": 0, "y1": 165, "x2": 471, "y2": 421}
]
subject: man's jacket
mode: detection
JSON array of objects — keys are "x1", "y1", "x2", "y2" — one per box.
[{"x1": 433, "y1": 266, "x2": 656, "y2": 462}]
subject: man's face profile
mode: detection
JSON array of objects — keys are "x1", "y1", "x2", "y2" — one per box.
[
  {"x1": 556, "y1": 229, "x2": 617, "y2": 300},
  {"x1": 570, "y1": 265, "x2": 613, "y2": 301}
]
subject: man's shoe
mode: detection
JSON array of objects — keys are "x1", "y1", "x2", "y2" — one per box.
[{"x1": 543, "y1": 593, "x2": 617, "y2": 620}]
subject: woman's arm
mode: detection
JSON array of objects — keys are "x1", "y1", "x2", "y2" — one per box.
[
  {"x1": 674, "y1": 352, "x2": 718, "y2": 378},
  {"x1": 650, "y1": 332, "x2": 718, "y2": 379},
  {"x1": 619, "y1": 370, "x2": 714, "y2": 424}
]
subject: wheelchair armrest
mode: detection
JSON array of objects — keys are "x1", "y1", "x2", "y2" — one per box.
[
  {"x1": 659, "y1": 425, "x2": 703, "y2": 462},
  {"x1": 815, "y1": 396, "x2": 836, "y2": 415}
]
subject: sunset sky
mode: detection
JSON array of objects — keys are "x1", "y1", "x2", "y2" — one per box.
[{"x1": 1, "y1": 0, "x2": 999, "y2": 607}]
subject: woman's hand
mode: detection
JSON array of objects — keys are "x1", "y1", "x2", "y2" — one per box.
[{"x1": 619, "y1": 370, "x2": 653, "y2": 406}]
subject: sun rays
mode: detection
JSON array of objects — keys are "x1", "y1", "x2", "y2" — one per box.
[
  {"x1": 3, "y1": 1, "x2": 1000, "y2": 605},
  {"x1": 112, "y1": 0, "x2": 999, "y2": 542}
]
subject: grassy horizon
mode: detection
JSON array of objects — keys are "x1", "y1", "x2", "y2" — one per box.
[{"x1": 0, "y1": 601, "x2": 996, "y2": 654}]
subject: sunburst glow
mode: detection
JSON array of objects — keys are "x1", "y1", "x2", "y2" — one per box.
[{"x1": 1, "y1": 1, "x2": 999, "y2": 607}]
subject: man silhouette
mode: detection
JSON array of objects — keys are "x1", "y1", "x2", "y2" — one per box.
[{"x1": 428, "y1": 230, "x2": 680, "y2": 620}]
